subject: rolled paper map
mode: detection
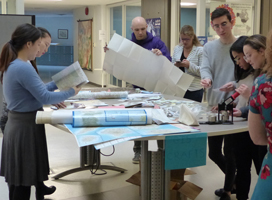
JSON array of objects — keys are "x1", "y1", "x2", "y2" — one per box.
[
  {"x1": 72, "y1": 109, "x2": 152, "y2": 127},
  {"x1": 36, "y1": 109, "x2": 152, "y2": 127},
  {"x1": 68, "y1": 91, "x2": 128, "y2": 100},
  {"x1": 36, "y1": 110, "x2": 73, "y2": 124}
]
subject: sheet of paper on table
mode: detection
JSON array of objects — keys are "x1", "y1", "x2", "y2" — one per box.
[
  {"x1": 103, "y1": 33, "x2": 194, "y2": 97},
  {"x1": 52, "y1": 61, "x2": 89, "y2": 90},
  {"x1": 94, "y1": 123, "x2": 200, "y2": 149},
  {"x1": 64, "y1": 123, "x2": 199, "y2": 148}
]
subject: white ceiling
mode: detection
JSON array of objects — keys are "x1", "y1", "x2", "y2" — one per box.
[
  {"x1": 24, "y1": 0, "x2": 256, "y2": 15},
  {"x1": 24, "y1": 0, "x2": 138, "y2": 15}
]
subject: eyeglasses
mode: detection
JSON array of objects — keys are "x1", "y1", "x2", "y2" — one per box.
[
  {"x1": 212, "y1": 22, "x2": 228, "y2": 30},
  {"x1": 181, "y1": 38, "x2": 191, "y2": 41},
  {"x1": 243, "y1": 55, "x2": 251, "y2": 63},
  {"x1": 234, "y1": 56, "x2": 240, "y2": 64}
]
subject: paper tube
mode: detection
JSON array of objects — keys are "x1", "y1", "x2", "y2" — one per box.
[
  {"x1": 68, "y1": 91, "x2": 128, "y2": 100},
  {"x1": 36, "y1": 109, "x2": 152, "y2": 127}
]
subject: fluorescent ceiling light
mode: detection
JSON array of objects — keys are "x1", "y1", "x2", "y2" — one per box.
[
  {"x1": 50, "y1": 43, "x2": 59, "y2": 45},
  {"x1": 180, "y1": 2, "x2": 196, "y2": 6}
]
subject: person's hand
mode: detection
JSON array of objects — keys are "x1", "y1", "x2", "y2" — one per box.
[
  {"x1": 73, "y1": 86, "x2": 81, "y2": 95},
  {"x1": 181, "y1": 59, "x2": 190, "y2": 68},
  {"x1": 201, "y1": 78, "x2": 212, "y2": 88},
  {"x1": 52, "y1": 102, "x2": 66, "y2": 109},
  {"x1": 235, "y1": 84, "x2": 251, "y2": 99},
  {"x1": 219, "y1": 82, "x2": 235, "y2": 92},
  {"x1": 152, "y1": 48, "x2": 162, "y2": 56},
  {"x1": 174, "y1": 60, "x2": 182, "y2": 67},
  {"x1": 232, "y1": 108, "x2": 242, "y2": 117},
  {"x1": 103, "y1": 42, "x2": 109, "y2": 53},
  {"x1": 175, "y1": 59, "x2": 190, "y2": 68},
  {"x1": 211, "y1": 105, "x2": 218, "y2": 113}
]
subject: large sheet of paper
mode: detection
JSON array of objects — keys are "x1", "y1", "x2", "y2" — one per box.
[
  {"x1": 103, "y1": 33, "x2": 194, "y2": 97},
  {"x1": 65, "y1": 123, "x2": 198, "y2": 147},
  {"x1": 52, "y1": 61, "x2": 89, "y2": 90}
]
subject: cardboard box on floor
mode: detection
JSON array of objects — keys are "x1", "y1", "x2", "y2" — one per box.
[{"x1": 126, "y1": 168, "x2": 203, "y2": 200}]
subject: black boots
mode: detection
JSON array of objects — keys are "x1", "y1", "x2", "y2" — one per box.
[{"x1": 35, "y1": 182, "x2": 56, "y2": 200}]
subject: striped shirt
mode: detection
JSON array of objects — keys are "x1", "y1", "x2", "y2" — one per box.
[{"x1": 172, "y1": 45, "x2": 203, "y2": 91}]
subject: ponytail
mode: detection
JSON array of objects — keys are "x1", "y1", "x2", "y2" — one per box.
[
  {"x1": 0, "y1": 42, "x2": 17, "y2": 83},
  {"x1": 0, "y1": 23, "x2": 41, "y2": 83}
]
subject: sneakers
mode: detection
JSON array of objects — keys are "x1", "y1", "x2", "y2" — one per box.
[
  {"x1": 215, "y1": 188, "x2": 237, "y2": 197},
  {"x1": 132, "y1": 152, "x2": 141, "y2": 164}
]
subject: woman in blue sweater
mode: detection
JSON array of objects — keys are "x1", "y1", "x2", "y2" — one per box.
[{"x1": 0, "y1": 23, "x2": 80, "y2": 200}]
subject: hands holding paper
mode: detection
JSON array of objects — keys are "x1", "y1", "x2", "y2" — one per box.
[
  {"x1": 201, "y1": 78, "x2": 212, "y2": 88},
  {"x1": 73, "y1": 86, "x2": 81, "y2": 96},
  {"x1": 52, "y1": 101, "x2": 66, "y2": 109},
  {"x1": 174, "y1": 59, "x2": 190, "y2": 68},
  {"x1": 219, "y1": 82, "x2": 235, "y2": 92},
  {"x1": 151, "y1": 48, "x2": 162, "y2": 56},
  {"x1": 103, "y1": 42, "x2": 109, "y2": 53}
]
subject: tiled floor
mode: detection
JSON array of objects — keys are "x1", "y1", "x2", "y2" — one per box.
[{"x1": 0, "y1": 120, "x2": 259, "y2": 200}]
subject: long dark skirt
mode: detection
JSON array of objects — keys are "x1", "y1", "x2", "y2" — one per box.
[{"x1": 0, "y1": 109, "x2": 49, "y2": 186}]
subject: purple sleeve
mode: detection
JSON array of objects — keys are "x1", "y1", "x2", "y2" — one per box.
[{"x1": 155, "y1": 39, "x2": 172, "y2": 61}]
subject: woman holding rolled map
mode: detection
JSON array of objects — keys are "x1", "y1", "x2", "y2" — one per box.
[{"x1": 0, "y1": 23, "x2": 80, "y2": 200}]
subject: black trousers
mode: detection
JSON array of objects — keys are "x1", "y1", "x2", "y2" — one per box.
[
  {"x1": 208, "y1": 135, "x2": 236, "y2": 192},
  {"x1": 9, "y1": 185, "x2": 31, "y2": 200},
  {"x1": 183, "y1": 89, "x2": 204, "y2": 103},
  {"x1": 231, "y1": 132, "x2": 267, "y2": 200}
]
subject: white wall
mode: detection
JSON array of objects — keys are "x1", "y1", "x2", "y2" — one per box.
[
  {"x1": 73, "y1": 5, "x2": 107, "y2": 86},
  {"x1": 35, "y1": 15, "x2": 73, "y2": 46}
]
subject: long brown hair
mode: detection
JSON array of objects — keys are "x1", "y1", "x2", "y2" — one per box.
[
  {"x1": 0, "y1": 23, "x2": 41, "y2": 82},
  {"x1": 264, "y1": 29, "x2": 272, "y2": 77},
  {"x1": 179, "y1": 25, "x2": 201, "y2": 47},
  {"x1": 244, "y1": 34, "x2": 267, "y2": 76}
]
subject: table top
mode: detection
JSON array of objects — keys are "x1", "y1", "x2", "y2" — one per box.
[
  {"x1": 101, "y1": 94, "x2": 249, "y2": 138},
  {"x1": 53, "y1": 92, "x2": 248, "y2": 141}
]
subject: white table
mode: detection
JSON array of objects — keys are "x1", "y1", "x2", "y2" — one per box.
[{"x1": 49, "y1": 92, "x2": 249, "y2": 199}]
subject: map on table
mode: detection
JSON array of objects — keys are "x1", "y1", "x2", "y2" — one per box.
[{"x1": 64, "y1": 123, "x2": 198, "y2": 147}]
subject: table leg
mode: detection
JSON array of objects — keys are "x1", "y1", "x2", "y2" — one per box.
[
  {"x1": 141, "y1": 140, "x2": 150, "y2": 200},
  {"x1": 53, "y1": 145, "x2": 127, "y2": 179},
  {"x1": 140, "y1": 140, "x2": 170, "y2": 200}
]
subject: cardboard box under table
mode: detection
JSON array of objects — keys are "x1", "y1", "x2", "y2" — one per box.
[{"x1": 127, "y1": 132, "x2": 207, "y2": 200}]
